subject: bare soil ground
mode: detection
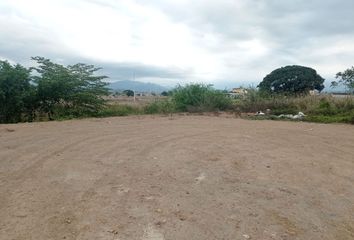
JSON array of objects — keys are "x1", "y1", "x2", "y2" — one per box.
[{"x1": 1, "y1": 115, "x2": 354, "y2": 240}]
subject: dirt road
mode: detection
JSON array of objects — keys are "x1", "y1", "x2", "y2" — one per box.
[{"x1": 1, "y1": 116, "x2": 354, "y2": 240}]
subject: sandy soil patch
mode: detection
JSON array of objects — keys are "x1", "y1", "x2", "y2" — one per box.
[{"x1": 1, "y1": 115, "x2": 353, "y2": 239}]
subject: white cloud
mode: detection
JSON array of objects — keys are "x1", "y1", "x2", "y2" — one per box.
[{"x1": 1, "y1": 0, "x2": 354, "y2": 86}]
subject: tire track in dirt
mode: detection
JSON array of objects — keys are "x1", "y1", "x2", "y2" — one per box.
[
  {"x1": 64, "y1": 129, "x2": 223, "y2": 239},
  {"x1": 2, "y1": 127, "x2": 152, "y2": 183},
  {"x1": 68, "y1": 130, "x2": 218, "y2": 238},
  {"x1": 1, "y1": 116, "x2": 354, "y2": 240}
]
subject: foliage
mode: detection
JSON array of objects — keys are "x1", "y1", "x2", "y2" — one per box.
[
  {"x1": 0, "y1": 57, "x2": 109, "y2": 123},
  {"x1": 0, "y1": 61, "x2": 33, "y2": 123},
  {"x1": 172, "y1": 83, "x2": 232, "y2": 112},
  {"x1": 258, "y1": 65, "x2": 325, "y2": 95},
  {"x1": 2, "y1": 55, "x2": 354, "y2": 126},
  {"x1": 87, "y1": 95, "x2": 354, "y2": 125},
  {"x1": 331, "y1": 66, "x2": 354, "y2": 93},
  {"x1": 237, "y1": 89, "x2": 354, "y2": 124},
  {"x1": 95, "y1": 100, "x2": 177, "y2": 118},
  {"x1": 161, "y1": 90, "x2": 173, "y2": 96},
  {"x1": 144, "y1": 99, "x2": 176, "y2": 114},
  {"x1": 123, "y1": 89, "x2": 134, "y2": 97},
  {"x1": 22, "y1": 84, "x2": 40, "y2": 122},
  {"x1": 31, "y1": 57, "x2": 109, "y2": 119},
  {"x1": 95, "y1": 104, "x2": 142, "y2": 118},
  {"x1": 304, "y1": 113, "x2": 354, "y2": 124}
]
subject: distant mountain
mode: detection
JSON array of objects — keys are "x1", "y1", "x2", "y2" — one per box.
[{"x1": 108, "y1": 80, "x2": 169, "y2": 93}]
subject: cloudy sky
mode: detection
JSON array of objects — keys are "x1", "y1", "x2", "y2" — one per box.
[{"x1": 1, "y1": 0, "x2": 354, "y2": 88}]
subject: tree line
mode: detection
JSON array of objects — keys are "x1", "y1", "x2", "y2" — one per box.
[
  {"x1": 0, "y1": 57, "x2": 109, "y2": 123},
  {"x1": 1, "y1": 58, "x2": 353, "y2": 124}
]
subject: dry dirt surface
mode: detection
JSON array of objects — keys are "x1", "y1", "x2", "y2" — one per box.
[{"x1": 1, "y1": 115, "x2": 354, "y2": 240}]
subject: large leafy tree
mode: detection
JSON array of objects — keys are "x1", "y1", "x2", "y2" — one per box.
[
  {"x1": 258, "y1": 65, "x2": 325, "y2": 95},
  {"x1": 331, "y1": 66, "x2": 354, "y2": 93},
  {"x1": 0, "y1": 61, "x2": 33, "y2": 123},
  {"x1": 31, "y1": 57, "x2": 109, "y2": 119}
]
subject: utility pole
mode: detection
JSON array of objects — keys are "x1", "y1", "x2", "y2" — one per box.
[{"x1": 133, "y1": 71, "x2": 136, "y2": 102}]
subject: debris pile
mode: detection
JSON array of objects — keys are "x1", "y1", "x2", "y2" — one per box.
[
  {"x1": 255, "y1": 111, "x2": 265, "y2": 116},
  {"x1": 254, "y1": 110, "x2": 306, "y2": 120},
  {"x1": 278, "y1": 112, "x2": 306, "y2": 120}
]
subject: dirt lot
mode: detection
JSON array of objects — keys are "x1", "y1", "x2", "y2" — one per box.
[{"x1": 1, "y1": 115, "x2": 354, "y2": 240}]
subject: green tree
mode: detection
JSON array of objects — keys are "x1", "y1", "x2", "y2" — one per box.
[
  {"x1": 0, "y1": 61, "x2": 32, "y2": 123},
  {"x1": 258, "y1": 65, "x2": 325, "y2": 95},
  {"x1": 161, "y1": 90, "x2": 173, "y2": 96},
  {"x1": 31, "y1": 57, "x2": 109, "y2": 119},
  {"x1": 331, "y1": 66, "x2": 354, "y2": 93},
  {"x1": 123, "y1": 89, "x2": 134, "y2": 97},
  {"x1": 22, "y1": 85, "x2": 40, "y2": 122}
]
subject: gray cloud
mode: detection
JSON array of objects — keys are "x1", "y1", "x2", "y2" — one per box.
[
  {"x1": 136, "y1": 0, "x2": 354, "y2": 84},
  {"x1": 95, "y1": 62, "x2": 192, "y2": 82}
]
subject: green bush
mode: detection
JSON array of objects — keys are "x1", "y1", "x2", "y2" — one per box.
[
  {"x1": 0, "y1": 61, "x2": 33, "y2": 123},
  {"x1": 172, "y1": 83, "x2": 232, "y2": 112}
]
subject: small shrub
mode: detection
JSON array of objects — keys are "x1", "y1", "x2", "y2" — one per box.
[{"x1": 172, "y1": 83, "x2": 232, "y2": 112}]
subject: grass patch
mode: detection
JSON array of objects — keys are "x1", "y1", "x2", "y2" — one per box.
[
  {"x1": 304, "y1": 114, "x2": 354, "y2": 124},
  {"x1": 144, "y1": 100, "x2": 177, "y2": 115},
  {"x1": 237, "y1": 91, "x2": 354, "y2": 124}
]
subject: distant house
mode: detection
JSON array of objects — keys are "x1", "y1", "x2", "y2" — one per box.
[
  {"x1": 231, "y1": 88, "x2": 248, "y2": 94},
  {"x1": 309, "y1": 90, "x2": 320, "y2": 96},
  {"x1": 228, "y1": 88, "x2": 248, "y2": 97}
]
